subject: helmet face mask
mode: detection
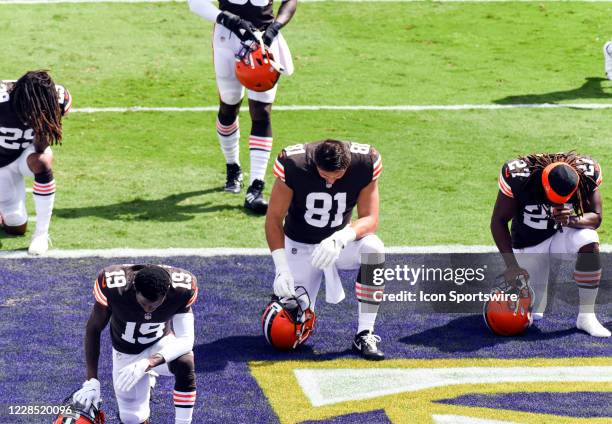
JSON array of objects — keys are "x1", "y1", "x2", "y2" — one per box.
[
  {"x1": 262, "y1": 287, "x2": 317, "y2": 350},
  {"x1": 235, "y1": 40, "x2": 283, "y2": 92},
  {"x1": 53, "y1": 392, "x2": 105, "y2": 424},
  {"x1": 483, "y1": 275, "x2": 534, "y2": 336}
]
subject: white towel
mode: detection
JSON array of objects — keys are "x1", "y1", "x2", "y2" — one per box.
[{"x1": 324, "y1": 266, "x2": 345, "y2": 304}]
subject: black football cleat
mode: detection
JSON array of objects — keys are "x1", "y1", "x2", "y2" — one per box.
[
  {"x1": 224, "y1": 163, "x2": 243, "y2": 193},
  {"x1": 353, "y1": 330, "x2": 385, "y2": 361},
  {"x1": 244, "y1": 179, "x2": 268, "y2": 215}
]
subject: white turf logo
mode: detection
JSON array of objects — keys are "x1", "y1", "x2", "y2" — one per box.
[{"x1": 293, "y1": 366, "x2": 612, "y2": 407}]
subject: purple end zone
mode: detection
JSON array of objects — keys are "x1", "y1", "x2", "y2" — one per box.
[
  {"x1": 0, "y1": 255, "x2": 609, "y2": 423},
  {"x1": 435, "y1": 392, "x2": 612, "y2": 418}
]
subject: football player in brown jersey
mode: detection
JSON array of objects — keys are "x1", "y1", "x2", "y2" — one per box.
[
  {"x1": 74, "y1": 265, "x2": 199, "y2": 424},
  {"x1": 188, "y1": 0, "x2": 297, "y2": 214},
  {"x1": 491, "y1": 152, "x2": 610, "y2": 337},
  {"x1": 0, "y1": 70, "x2": 71, "y2": 255},
  {"x1": 266, "y1": 140, "x2": 386, "y2": 360}
]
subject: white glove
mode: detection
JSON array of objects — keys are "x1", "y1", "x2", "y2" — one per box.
[
  {"x1": 311, "y1": 227, "x2": 357, "y2": 270},
  {"x1": 272, "y1": 249, "x2": 296, "y2": 298},
  {"x1": 73, "y1": 378, "x2": 100, "y2": 410},
  {"x1": 116, "y1": 358, "x2": 150, "y2": 392}
]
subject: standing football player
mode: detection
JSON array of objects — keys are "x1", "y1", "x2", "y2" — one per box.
[
  {"x1": 0, "y1": 70, "x2": 71, "y2": 255},
  {"x1": 491, "y1": 152, "x2": 610, "y2": 337},
  {"x1": 188, "y1": 0, "x2": 297, "y2": 215},
  {"x1": 265, "y1": 139, "x2": 386, "y2": 359},
  {"x1": 73, "y1": 265, "x2": 198, "y2": 424}
]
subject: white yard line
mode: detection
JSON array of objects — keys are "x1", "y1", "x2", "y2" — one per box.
[
  {"x1": 2, "y1": 244, "x2": 612, "y2": 258},
  {"x1": 4, "y1": 0, "x2": 612, "y2": 4},
  {"x1": 67, "y1": 103, "x2": 612, "y2": 113}
]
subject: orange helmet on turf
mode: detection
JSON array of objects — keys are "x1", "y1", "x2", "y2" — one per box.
[
  {"x1": 235, "y1": 41, "x2": 283, "y2": 92},
  {"x1": 262, "y1": 287, "x2": 316, "y2": 350},
  {"x1": 484, "y1": 275, "x2": 534, "y2": 336},
  {"x1": 53, "y1": 393, "x2": 105, "y2": 424}
]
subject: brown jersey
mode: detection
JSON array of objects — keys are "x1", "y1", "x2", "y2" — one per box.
[
  {"x1": 93, "y1": 264, "x2": 198, "y2": 355},
  {"x1": 273, "y1": 141, "x2": 382, "y2": 244},
  {"x1": 0, "y1": 81, "x2": 72, "y2": 168},
  {"x1": 498, "y1": 155, "x2": 602, "y2": 248},
  {"x1": 219, "y1": 0, "x2": 274, "y2": 29}
]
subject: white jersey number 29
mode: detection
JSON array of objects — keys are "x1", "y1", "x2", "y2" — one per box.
[{"x1": 304, "y1": 192, "x2": 347, "y2": 228}]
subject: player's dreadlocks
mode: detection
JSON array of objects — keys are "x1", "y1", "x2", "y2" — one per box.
[
  {"x1": 11, "y1": 70, "x2": 62, "y2": 147},
  {"x1": 523, "y1": 151, "x2": 596, "y2": 217}
]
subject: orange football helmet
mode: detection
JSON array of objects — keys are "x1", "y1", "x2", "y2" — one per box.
[
  {"x1": 262, "y1": 287, "x2": 316, "y2": 350},
  {"x1": 484, "y1": 275, "x2": 534, "y2": 336},
  {"x1": 235, "y1": 41, "x2": 283, "y2": 92},
  {"x1": 53, "y1": 394, "x2": 105, "y2": 424}
]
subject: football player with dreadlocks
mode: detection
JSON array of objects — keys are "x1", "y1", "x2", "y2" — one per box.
[
  {"x1": 265, "y1": 140, "x2": 386, "y2": 359},
  {"x1": 491, "y1": 152, "x2": 610, "y2": 337},
  {"x1": 188, "y1": 0, "x2": 296, "y2": 214},
  {"x1": 0, "y1": 70, "x2": 71, "y2": 255}
]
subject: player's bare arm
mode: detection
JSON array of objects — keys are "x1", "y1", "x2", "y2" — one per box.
[
  {"x1": 84, "y1": 302, "x2": 111, "y2": 380},
  {"x1": 491, "y1": 191, "x2": 529, "y2": 280},
  {"x1": 265, "y1": 178, "x2": 293, "y2": 251},
  {"x1": 266, "y1": 177, "x2": 296, "y2": 298},
  {"x1": 353, "y1": 179, "x2": 380, "y2": 238},
  {"x1": 566, "y1": 190, "x2": 603, "y2": 229}
]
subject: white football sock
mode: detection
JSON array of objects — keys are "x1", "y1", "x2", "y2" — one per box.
[
  {"x1": 174, "y1": 390, "x2": 195, "y2": 424},
  {"x1": 217, "y1": 118, "x2": 240, "y2": 165},
  {"x1": 32, "y1": 179, "x2": 55, "y2": 237},
  {"x1": 248, "y1": 135, "x2": 272, "y2": 184}
]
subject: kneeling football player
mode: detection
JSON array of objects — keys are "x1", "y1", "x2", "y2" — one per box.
[
  {"x1": 491, "y1": 152, "x2": 610, "y2": 337},
  {"x1": 0, "y1": 70, "x2": 71, "y2": 255},
  {"x1": 73, "y1": 265, "x2": 199, "y2": 423},
  {"x1": 265, "y1": 139, "x2": 386, "y2": 359}
]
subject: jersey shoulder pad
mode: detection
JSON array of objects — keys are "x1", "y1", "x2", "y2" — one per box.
[
  {"x1": 499, "y1": 158, "x2": 531, "y2": 198},
  {"x1": 93, "y1": 265, "x2": 131, "y2": 307},
  {"x1": 164, "y1": 266, "x2": 198, "y2": 308},
  {"x1": 576, "y1": 156, "x2": 602, "y2": 189},
  {"x1": 348, "y1": 142, "x2": 382, "y2": 182},
  {"x1": 274, "y1": 144, "x2": 307, "y2": 185},
  {"x1": 55, "y1": 84, "x2": 72, "y2": 115}
]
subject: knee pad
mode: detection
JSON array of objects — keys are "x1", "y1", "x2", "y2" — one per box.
[
  {"x1": 119, "y1": 410, "x2": 149, "y2": 424},
  {"x1": 168, "y1": 352, "x2": 196, "y2": 392},
  {"x1": 2, "y1": 207, "x2": 27, "y2": 227},
  {"x1": 360, "y1": 234, "x2": 385, "y2": 263},
  {"x1": 219, "y1": 89, "x2": 243, "y2": 107}
]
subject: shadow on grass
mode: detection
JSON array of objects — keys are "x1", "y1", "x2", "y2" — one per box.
[
  {"x1": 494, "y1": 77, "x2": 612, "y2": 105},
  {"x1": 54, "y1": 188, "x2": 245, "y2": 222}
]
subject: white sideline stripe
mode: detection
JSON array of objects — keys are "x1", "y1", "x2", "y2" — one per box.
[
  {"x1": 4, "y1": 0, "x2": 612, "y2": 3},
  {"x1": 2, "y1": 244, "x2": 612, "y2": 258},
  {"x1": 69, "y1": 103, "x2": 612, "y2": 113}
]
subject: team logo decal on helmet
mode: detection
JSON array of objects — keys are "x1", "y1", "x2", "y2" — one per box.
[
  {"x1": 262, "y1": 286, "x2": 316, "y2": 350},
  {"x1": 53, "y1": 392, "x2": 105, "y2": 424},
  {"x1": 484, "y1": 275, "x2": 534, "y2": 336},
  {"x1": 235, "y1": 33, "x2": 285, "y2": 92}
]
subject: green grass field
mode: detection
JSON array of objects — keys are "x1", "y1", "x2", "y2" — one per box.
[{"x1": 1, "y1": 1, "x2": 612, "y2": 250}]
